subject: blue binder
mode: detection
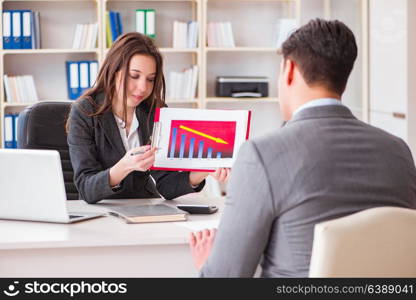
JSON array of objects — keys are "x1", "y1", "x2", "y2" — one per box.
[
  {"x1": 21, "y1": 10, "x2": 32, "y2": 49},
  {"x1": 116, "y1": 12, "x2": 123, "y2": 37},
  {"x1": 13, "y1": 114, "x2": 19, "y2": 148},
  {"x1": 79, "y1": 61, "x2": 89, "y2": 96},
  {"x1": 66, "y1": 61, "x2": 80, "y2": 100},
  {"x1": 2, "y1": 11, "x2": 12, "y2": 49},
  {"x1": 109, "y1": 11, "x2": 118, "y2": 42},
  {"x1": 4, "y1": 114, "x2": 14, "y2": 148},
  {"x1": 11, "y1": 10, "x2": 22, "y2": 49}
]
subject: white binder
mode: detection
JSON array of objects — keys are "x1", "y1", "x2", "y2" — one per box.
[
  {"x1": 146, "y1": 10, "x2": 155, "y2": 36},
  {"x1": 79, "y1": 62, "x2": 89, "y2": 89},
  {"x1": 89, "y1": 61, "x2": 98, "y2": 87},
  {"x1": 136, "y1": 10, "x2": 145, "y2": 34},
  {"x1": 12, "y1": 11, "x2": 21, "y2": 49}
]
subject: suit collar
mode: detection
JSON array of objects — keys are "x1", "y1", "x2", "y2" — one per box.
[
  {"x1": 288, "y1": 105, "x2": 356, "y2": 124},
  {"x1": 101, "y1": 106, "x2": 126, "y2": 157},
  {"x1": 97, "y1": 93, "x2": 153, "y2": 155},
  {"x1": 96, "y1": 93, "x2": 153, "y2": 155}
]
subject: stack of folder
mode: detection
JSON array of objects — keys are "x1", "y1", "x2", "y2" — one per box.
[
  {"x1": 72, "y1": 23, "x2": 99, "y2": 49},
  {"x1": 207, "y1": 22, "x2": 235, "y2": 47},
  {"x1": 3, "y1": 9, "x2": 40, "y2": 49},
  {"x1": 167, "y1": 65, "x2": 198, "y2": 101},
  {"x1": 4, "y1": 114, "x2": 19, "y2": 149},
  {"x1": 172, "y1": 20, "x2": 198, "y2": 48},
  {"x1": 106, "y1": 11, "x2": 123, "y2": 48},
  {"x1": 66, "y1": 61, "x2": 99, "y2": 100},
  {"x1": 135, "y1": 9, "x2": 156, "y2": 39},
  {"x1": 3, "y1": 74, "x2": 38, "y2": 103}
]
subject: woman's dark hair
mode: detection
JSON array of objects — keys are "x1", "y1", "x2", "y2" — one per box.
[
  {"x1": 67, "y1": 32, "x2": 165, "y2": 130},
  {"x1": 281, "y1": 18, "x2": 358, "y2": 95}
]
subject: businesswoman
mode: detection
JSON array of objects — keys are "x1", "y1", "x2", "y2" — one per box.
[{"x1": 67, "y1": 32, "x2": 229, "y2": 204}]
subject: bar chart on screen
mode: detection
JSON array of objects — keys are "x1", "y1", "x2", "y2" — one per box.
[
  {"x1": 151, "y1": 107, "x2": 250, "y2": 171},
  {"x1": 168, "y1": 120, "x2": 236, "y2": 159}
]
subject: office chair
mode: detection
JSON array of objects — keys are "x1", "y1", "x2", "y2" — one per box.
[
  {"x1": 17, "y1": 101, "x2": 78, "y2": 200},
  {"x1": 309, "y1": 206, "x2": 416, "y2": 277}
]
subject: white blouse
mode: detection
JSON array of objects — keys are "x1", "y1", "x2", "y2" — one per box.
[{"x1": 113, "y1": 112, "x2": 141, "y2": 151}]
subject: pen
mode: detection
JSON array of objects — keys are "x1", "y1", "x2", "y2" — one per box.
[
  {"x1": 130, "y1": 150, "x2": 146, "y2": 156},
  {"x1": 130, "y1": 148, "x2": 159, "y2": 156}
]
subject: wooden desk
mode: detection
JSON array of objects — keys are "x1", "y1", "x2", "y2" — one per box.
[{"x1": 0, "y1": 195, "x2": 222, "y2": 277}]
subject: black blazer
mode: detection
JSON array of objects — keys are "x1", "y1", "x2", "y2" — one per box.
[{"x1": 67, "y1": 94, "x2": 204, "y2": 203}]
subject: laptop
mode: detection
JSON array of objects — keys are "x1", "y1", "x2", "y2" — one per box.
[{"x1": 0, "y1": 149, "x2": 104, "y2": 223}]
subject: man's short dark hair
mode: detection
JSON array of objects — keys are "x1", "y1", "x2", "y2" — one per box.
[{"x1": 281, "y1": 18, "x2": 357, "y2": 95}]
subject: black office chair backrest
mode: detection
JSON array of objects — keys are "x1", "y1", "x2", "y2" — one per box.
[{"x1": 17, "y1": 101, "x2": 78, "y2": 200}]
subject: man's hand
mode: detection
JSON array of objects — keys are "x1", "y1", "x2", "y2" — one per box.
[
  {"x1": 210, "y1": 168, "x2": 230, "y2": 182},
  {"x1": 189, "y1": 228, "x2": 217, "y2": 271}
]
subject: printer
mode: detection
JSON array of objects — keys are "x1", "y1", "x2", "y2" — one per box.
[{"x1": 216, "y1": 76, "x2": 269, "y2": 98}]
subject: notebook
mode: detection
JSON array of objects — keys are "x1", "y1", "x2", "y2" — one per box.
[{"x1": 108, "y1": 203, "x2": 188, "y2": 224}]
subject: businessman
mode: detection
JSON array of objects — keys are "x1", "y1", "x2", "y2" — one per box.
[{"x1": 189, "y1": 19, "x2": 416, "y2": 277}]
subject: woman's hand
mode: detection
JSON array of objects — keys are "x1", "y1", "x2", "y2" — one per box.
[
  {"x1": 189, "y1": 168, "x2": 231, "y2": 187},
  {"x1": 109, "y1": 145, "x2": 156, "y2": 187},
  {"x1": 123, "y1": 145, "x2": 157, "y2": 172}
]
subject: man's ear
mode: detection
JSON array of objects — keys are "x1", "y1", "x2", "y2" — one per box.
[{"x1": 286, "y1": 59, "x2": 295, "y2": 86}]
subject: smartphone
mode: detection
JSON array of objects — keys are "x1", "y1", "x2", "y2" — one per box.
[{"x1": 176, "y1": 205, "x2": 218, "y2": 214}]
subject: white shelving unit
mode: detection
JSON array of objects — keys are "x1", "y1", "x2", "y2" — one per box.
[
  {"x1": 103, "y1": 0, "x2": 202, "y2": 107},
  {"x1": 201, "y1": 0, "x2": 299, "y2": 138},
  {"x1": 0, "y1": 0, "x2": 369, "y2": 147},
  {"x1": 368, "y1": 0, "x2": 416, "y2": 156},
  {"x1": 0, "y1": 0, "x2": 102, "y2": 146}
]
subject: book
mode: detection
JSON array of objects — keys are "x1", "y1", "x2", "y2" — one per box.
[
  {"x1": 108, "y1": 204, "x2": 188, "y2": 224},
  {"x1": 33, "y1": 11, "x2": 40, "y2": 49},
  {"x1": 167, "y1": 65, "x2": 198, "y2": 101},
  {"x1": 3, "y1": 74, "x2": 38, "y2": 103},
  {"x1": 173, "y1": 20, "x2": 198, "y2": 49},
  {"x1": 151, "y1": 107, "x2": 251, "y2": 171}
]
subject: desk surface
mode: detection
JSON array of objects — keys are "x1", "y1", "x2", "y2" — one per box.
[{"x1": 0, "y1": 194, "x2": 223, "y2": 250}]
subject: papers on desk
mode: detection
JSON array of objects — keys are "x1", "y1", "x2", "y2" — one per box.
[{"x1": 174, "y1": 219, "x2": 219, "y2": 231}]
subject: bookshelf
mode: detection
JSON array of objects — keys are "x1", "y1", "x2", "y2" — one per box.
[
  {"x1": 102, "y1": 0, "x2": 202, "y2": 107},
  {"x1": 0, "y1": 0, "x2": 102, "y2": 147},
  {"x1": 368, "y1": 0, "x2": 416, "y2": 157},
  {"x1": 202, "y1": 0, "x2": 299, "y2": 138},
  {"x1": 0, "y1": 0, "x2": 369, "y2": 148}
]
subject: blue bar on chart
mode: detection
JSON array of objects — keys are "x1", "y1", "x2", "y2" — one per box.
[
  {"x1": 169, "y1": 127, "x2": 177, "y2": 158},
  {"x1": 216, "y1": 152, "x2": 222, "y2": 159},
  {"x1": 179, "y1": 134, "x2": 186, "y2": 158},
  {"x1": 198, "y1": 141, "x2": 204, "y2": 158},
  {"x1": 189, "y1": 138, "x2": 195, "y2": 158},
  {"x1": 207, "y1": 148, "x2": 213, "y2": 158}
]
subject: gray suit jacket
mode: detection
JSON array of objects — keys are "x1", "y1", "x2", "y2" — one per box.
[
  {"x1": 201, "y1": 105, "x2": 416, "y2": 277},
  {"x1": 67, "y1": 94, "x2": 204, "y2": 204}
]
